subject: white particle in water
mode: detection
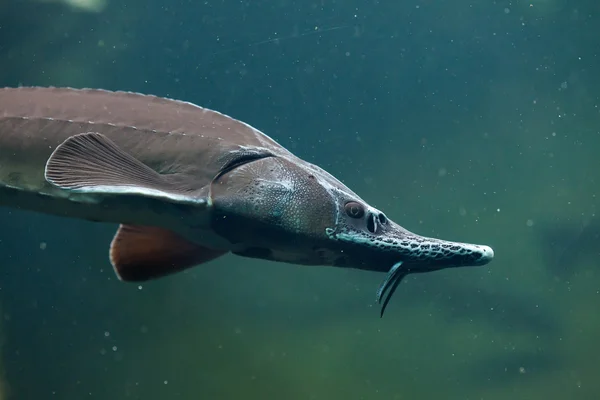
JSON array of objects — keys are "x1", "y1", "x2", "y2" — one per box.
[
  {"x1": 504, "y1": 7, "x2": 510, "y2": 14},
  {"x1": 104, "y1": 331, "x2": 110, "y2": 337},
  {"x1": 138, "y1": 285, "x2": 143, "y2": 290},
  {"x1": 164, "y1": 380, "x2": 168, "y2": 385},
  {"x1": 526, "y1": 219, "x2": 534, "y2": 227},
  {"x1": 39, "y1": 242, "x2": 47, "y2": 250},
  {"x1": 112, "y1": 346, "x2": 117, "y2": 352}
]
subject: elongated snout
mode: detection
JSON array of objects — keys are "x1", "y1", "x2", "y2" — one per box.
[
  {"x1": 328, "y1": 217, "x2": 494, "y2": 273},
  {"x1": 402, "y1": 235, "x2": 494, "y2": 268},
  {"x1": 381, "y1": 220, "x2": 494, "y2": 270}
]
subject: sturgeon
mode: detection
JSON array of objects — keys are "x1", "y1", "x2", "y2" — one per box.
[{"x1": 0, "y1": 86, "x2": 494, "y2": 316}]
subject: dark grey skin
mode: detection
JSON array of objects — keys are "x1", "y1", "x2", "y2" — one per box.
[{"x1": 0, "y1": 87, "x2": 494, "y2": 316}]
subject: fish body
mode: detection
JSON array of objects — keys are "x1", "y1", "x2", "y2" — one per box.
[
  {"x1": 0, "y1": 87, "x2": 289, "y2": 245},
  {"x1": 0, "y1": 86, "x2": 494, "y2": 316}
]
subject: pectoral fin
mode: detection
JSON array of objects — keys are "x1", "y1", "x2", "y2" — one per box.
[
  {"x1": 110, "y1": 224, "x2": 227, "y2": 281},
  {"x1": 45, "y1": 132, "x2": 202, "y2": 204}
]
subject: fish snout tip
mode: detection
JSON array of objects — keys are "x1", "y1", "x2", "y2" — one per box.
[{"x1": 476, "y1": 244, "x2": 494, "y2": 265}]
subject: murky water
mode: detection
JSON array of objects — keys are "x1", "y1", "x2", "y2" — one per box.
[{"x1": 0, "y1": 1, "x2": 598, "y2": 399}]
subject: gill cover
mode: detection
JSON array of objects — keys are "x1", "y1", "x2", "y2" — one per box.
[{"x1": 209, "y1": 154, "x2": 336, "y2": 262}]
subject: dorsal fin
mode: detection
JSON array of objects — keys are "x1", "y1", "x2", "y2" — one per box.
[{"x1": 110, "y1": 225, "x2": 227, "y2": 281}]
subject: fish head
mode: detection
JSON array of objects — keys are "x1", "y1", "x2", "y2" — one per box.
[{"x1": 209, "y1": 153, "x2": 494, "y2": 273}]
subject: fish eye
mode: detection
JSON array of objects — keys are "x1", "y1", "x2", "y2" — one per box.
[{"x1": 344, "y1": 201, "x2": 365, "y2": 219}]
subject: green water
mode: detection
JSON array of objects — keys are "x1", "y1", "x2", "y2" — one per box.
[{"x1": 0, "y1": 0, "x2": 598, "y2": 399}]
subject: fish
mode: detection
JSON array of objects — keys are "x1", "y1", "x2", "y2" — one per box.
[{"x1": 0, "y1": 86, "x2": 494, "y2": 317}]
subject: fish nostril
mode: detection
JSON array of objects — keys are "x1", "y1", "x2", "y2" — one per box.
[
  {"x1": 378, "y1": 213, "x2": 387, "y2": 224},
  {"x1": 367, "y1": 214, "x2": 376, "y2": 233}
]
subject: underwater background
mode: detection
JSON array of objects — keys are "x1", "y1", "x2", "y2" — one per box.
[{"x1": 0, "y1": 0, "x2": 598, "y2": 399}]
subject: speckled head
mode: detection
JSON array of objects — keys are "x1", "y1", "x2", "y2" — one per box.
[{"x1": 208, "y1": 153, "x2": 494, "y2": 272}]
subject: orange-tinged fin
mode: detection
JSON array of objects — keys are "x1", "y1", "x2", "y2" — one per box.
[{"x1": 109, "y1": 224, "x2": 226, "y2": 282}]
